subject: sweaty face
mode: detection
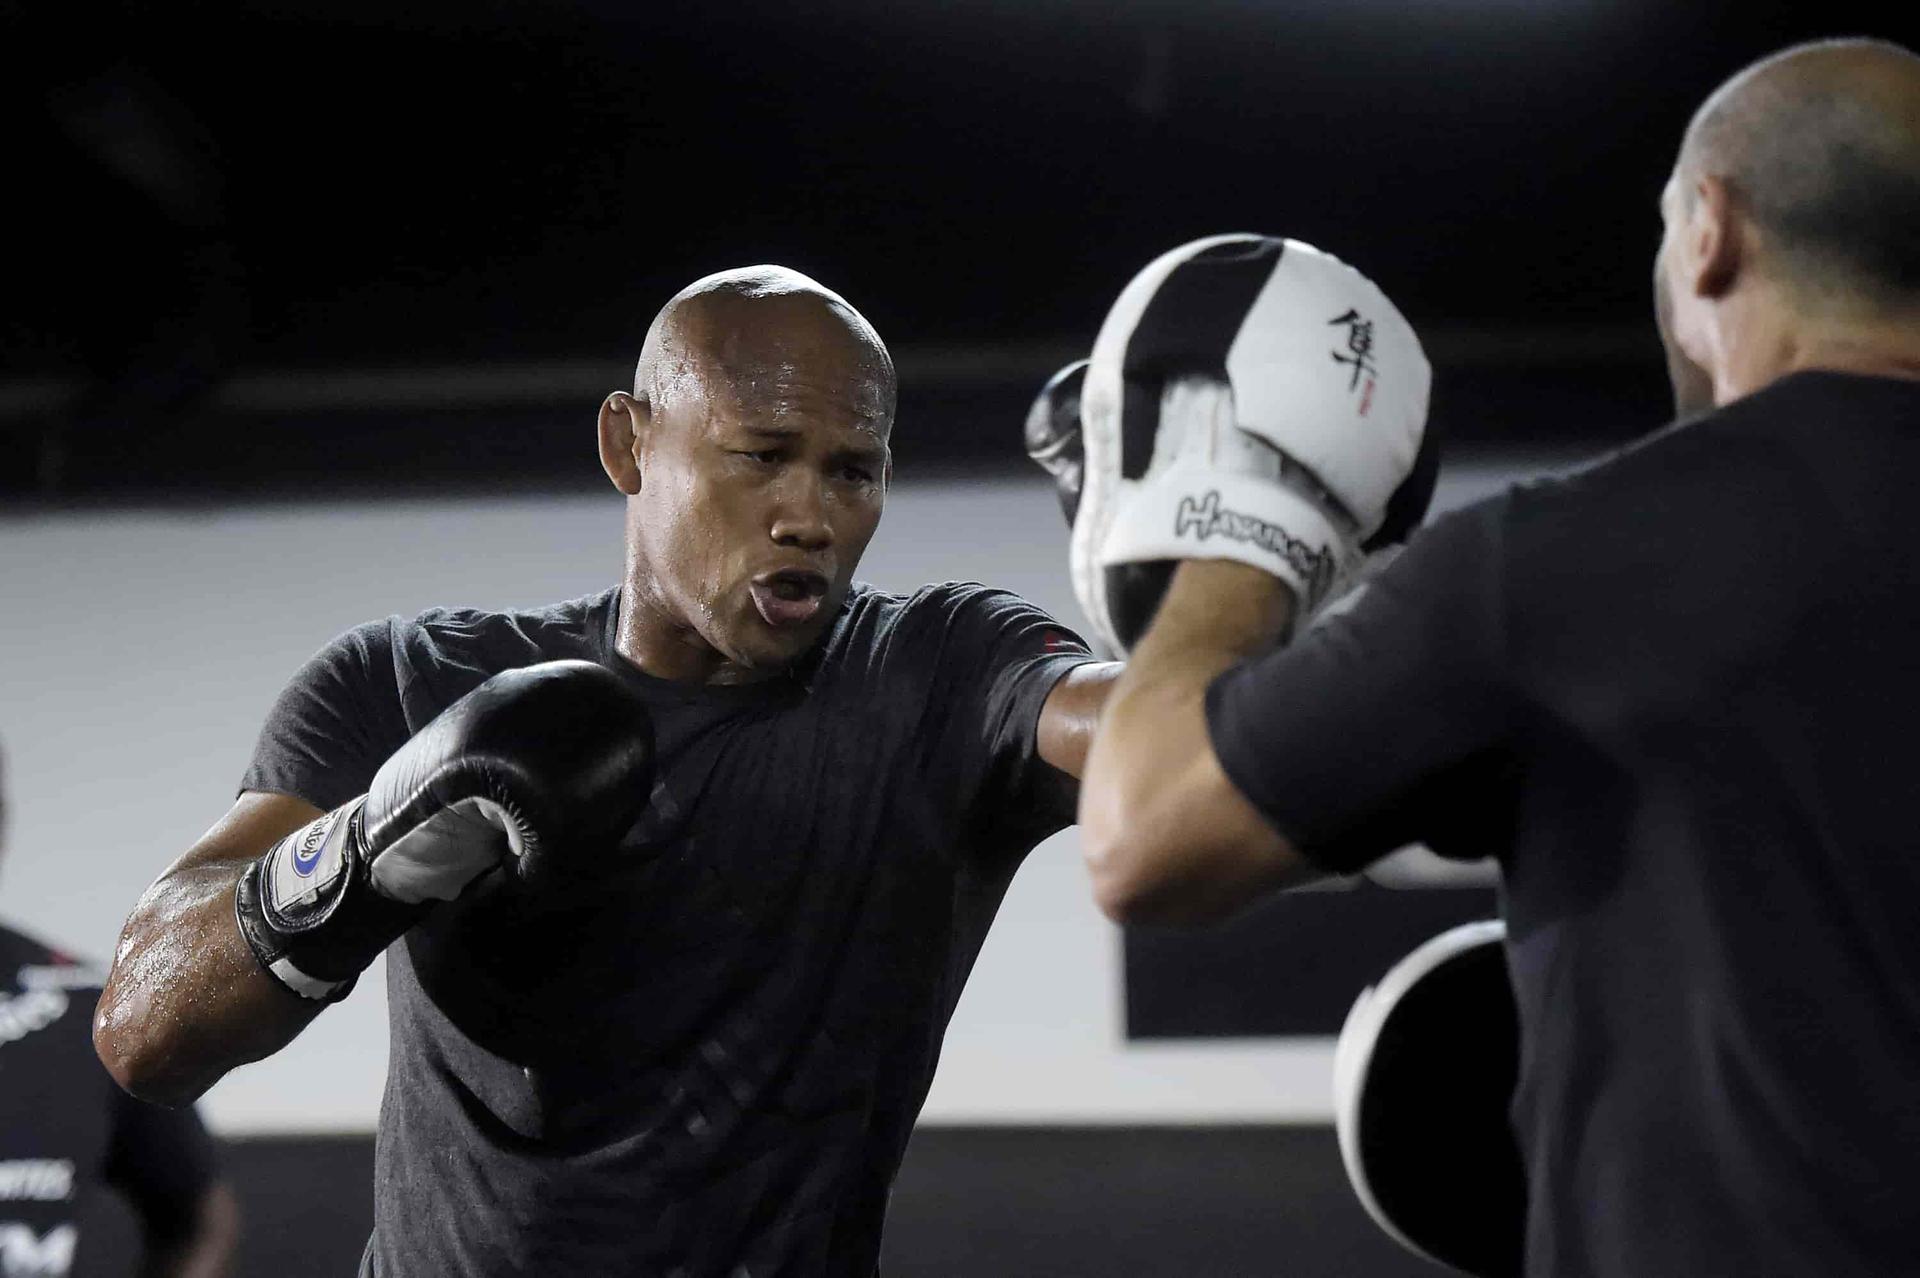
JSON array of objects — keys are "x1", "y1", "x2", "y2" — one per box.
[
  {"x1": 1653, "y1": 176, "x2": 1717, "y2": 418},
  {"x1": 633, "y1": 350, "x2": 889, "y2": 674}
]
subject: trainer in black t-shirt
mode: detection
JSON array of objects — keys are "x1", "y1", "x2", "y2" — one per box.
[
  {"x1": 1207, "y1": 372, "x2": 1920, "y2": 1275},
  {"x1": 0, "y1": 924, "x2": 222, "y2": 1277},
  {"x1": 240, "y1": 579, "x2": 1092, "y2": 1276}
]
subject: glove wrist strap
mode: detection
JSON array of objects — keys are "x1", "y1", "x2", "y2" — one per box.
[
  {"x1": 1101, "y1": 472, "x2": 1354, "y2": 616},
  {"x1": 234, "y1": 797, "x2": 422, "y2": 1003}
]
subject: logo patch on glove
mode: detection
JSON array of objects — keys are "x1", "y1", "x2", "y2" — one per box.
[
  {"x1": 266, "y1": 799, "x2": 362, "y2": 914},
  {"x1": 1175, "y1": 490, "x2": 1339, "y2": 604},
  {"x1": 291, "y1": 825, "x2": 327, "y2": 877}
]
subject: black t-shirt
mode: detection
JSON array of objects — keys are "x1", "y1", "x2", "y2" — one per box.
[
  {"x1": 240, "y1": 580, "x2": 1093, "y2": 1277},
  {"x1": 0, "y1": 923, "x2": 221, "y2": 1277},
  {"x1": 1207, "y1": 372, "x2": 1920, "y2": 1276}
]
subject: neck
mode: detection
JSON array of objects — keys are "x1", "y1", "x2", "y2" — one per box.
[
  {"x1": 1711, "y1": 289, "x2": 1920, "y2": 405},
  {"x1": 612, "y1": 572, "x2": 772, "y2": 687}
]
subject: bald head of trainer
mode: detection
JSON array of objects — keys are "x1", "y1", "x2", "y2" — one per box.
[
  {"x1": 1654, "y1": 37, "x2": 1920, "y2": 416},
  {"x1": 597, "y1": 266, "x2": 896, "y2": 682}
]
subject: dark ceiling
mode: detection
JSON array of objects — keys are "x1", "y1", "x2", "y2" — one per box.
[{"x1": 2, "y1": 0, "x2": 1908, "y2": 499}]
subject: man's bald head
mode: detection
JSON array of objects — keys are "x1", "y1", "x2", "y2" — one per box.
[
  {"x1": 1677, "y1": 38, "x2": 1920, "y2": 312},
  {"x1": 634, "y1": 265, "x2": 896, "y2": 436},
  {"x1": 598, "y1": 267, "x2": 897, "y2": 681}
]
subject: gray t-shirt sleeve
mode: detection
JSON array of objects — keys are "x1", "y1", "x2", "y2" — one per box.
[
  {"x1": 929, "y1": 585, "x2": 1097, "y2": 840},
  {"x1": 238, "y1": 617, "x2": 413, "y2": 811},
  {"x1": 1204, "y1": 501, "x2": 1519, "y2": 874}
]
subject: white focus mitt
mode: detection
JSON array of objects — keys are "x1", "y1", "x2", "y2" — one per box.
[{"x1": 1071, "y1": 234, "x2": 1434, "y2": 654}]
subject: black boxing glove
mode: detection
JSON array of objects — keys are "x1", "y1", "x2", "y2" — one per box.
[
  {"x1": 234, "y1": 660, "x2": 654, "y2": 1002},
  {"x1": 1026, "y1": 358, "x2": 1180, "y2": 656},
  {"x1": 1024, "y1": 358, "x2": 1089, "y2": 527}
]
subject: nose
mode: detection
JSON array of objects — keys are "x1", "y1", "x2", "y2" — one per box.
[{"x1": 770, "y1": 472, "x2": 834, "y2": 551}]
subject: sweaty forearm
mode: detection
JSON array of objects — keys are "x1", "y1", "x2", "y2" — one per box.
[{"x1": 97, "y1": 860, "x2": 324, "y2": 1106}]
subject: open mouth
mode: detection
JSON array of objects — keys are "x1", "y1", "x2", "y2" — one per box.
[{"x1": 749, "y1": 569, "x2": 830, "y2": 629}]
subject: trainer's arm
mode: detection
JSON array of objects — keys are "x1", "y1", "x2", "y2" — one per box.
[
  {"x1": 1078, "y1": 560, "x2": 1322, "y2": 924},
  {"x1": 96, "y1": 792, "x2": 328, "y2": 1106}
]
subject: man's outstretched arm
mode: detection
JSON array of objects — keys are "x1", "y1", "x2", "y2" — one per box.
[
  {"x1": 1033, "y1": 662, "x2": 1120, "y2": 781},
  {"x1": 96, "y1": 792, "x2": 330, "y2": 1106},
  {"x1": 1075, "y1": 561, "x2": 1321, "y2": 925}
]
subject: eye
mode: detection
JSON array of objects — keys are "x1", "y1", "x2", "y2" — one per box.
[
  {"x1": 840, "y1": 464, "x2": 876, "y2": 484},
  {"x1": 735, "y1": 448, "x2": 783, "y2": 465}
]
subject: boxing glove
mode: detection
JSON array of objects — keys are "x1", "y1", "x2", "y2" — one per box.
[
  {"x1": 234, "y1": 659, "x2": 655, "y2": 1002},
  {"x1": 1025, "y1": 358, "x2": 1089, "y2": 526}
]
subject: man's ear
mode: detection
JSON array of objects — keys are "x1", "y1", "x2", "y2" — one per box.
[
  {"x1": 598, "y1": 391, "x2": 647, "y2": 495},
  {"x1": 1686, "y1": 175, "x2": 1743, "y2": 300}
]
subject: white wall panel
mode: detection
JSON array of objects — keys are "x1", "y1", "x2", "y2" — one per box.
[{"x1": 0, "y1": 454, "x2": 1577, "y2": 1132}]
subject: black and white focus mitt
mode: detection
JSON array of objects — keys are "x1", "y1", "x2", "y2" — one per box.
[
  {"x1": 1064, "y1": 234, "x2": 1436, "y2": 655},
  {"x1": 1333, "y1": 919, "x2": 1524, "y2": 1278}
]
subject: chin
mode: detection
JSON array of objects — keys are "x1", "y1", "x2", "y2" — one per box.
[{"x1": 717, "y1": 622, "x2": 818, "y2": 674}]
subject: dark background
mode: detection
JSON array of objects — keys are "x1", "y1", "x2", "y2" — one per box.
[{"x1": 5, "y1": 0, "x2": 1906, "y2": 500}]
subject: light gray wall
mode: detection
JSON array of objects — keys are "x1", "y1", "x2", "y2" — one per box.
[{"x1": 0, "y1": 457, "x2": 1574, "y2": 1133}]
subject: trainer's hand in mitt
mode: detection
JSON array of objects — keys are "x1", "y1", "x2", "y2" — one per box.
[{"x1": 1068, "y1": 234, "x2": 1436, "y2": 655}]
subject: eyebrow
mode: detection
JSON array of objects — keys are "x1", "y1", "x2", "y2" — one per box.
[
  {"x1": 741, "y1": 424, "x2": 886, "y2": 456},
  {"x1": 838, "y1": 442, "x2": 888, "y2": 466}
]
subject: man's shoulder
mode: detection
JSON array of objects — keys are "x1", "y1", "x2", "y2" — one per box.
[
  {"x1": 854, "y1": 578, "x2": 1034, "y2": 609},
  {"x1": 290, "y1": 591, "x2": 617, "y2": 731},
  {"x1": 1478, "y1": 410, "x2": 1753, "y2": 551},
  {"x1": 380, "y1": 589, "x2": 617, "y2": 677},
  {"x1": 1519, "y1": 373, "x2": 1880, "y2": 516},
  {"x1": 811, "y1": 582, "x2": 1088, "y2": 704},
  {"x1": 835, "y1": 581, "x2": 1068, "y2": 647}
]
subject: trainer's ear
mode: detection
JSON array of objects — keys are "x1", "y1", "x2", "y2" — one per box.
[
  {"x1": 1684, "y1": 174, "x2": 1743, "y2": 300},
  {"x1": 598, "y1": 391, "x2": 647, "y2": 495}
]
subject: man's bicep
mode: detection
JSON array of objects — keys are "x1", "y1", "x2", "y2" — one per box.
[
  {"x1": 172, "y1": 791, "x2": 325, "y2": 875},
  {"x1": 949, "y1": 587, "x2": 1098, "y2": 819},
  {"x1": 241, "y1": 618, "x2": 406, "y2": 811}
]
